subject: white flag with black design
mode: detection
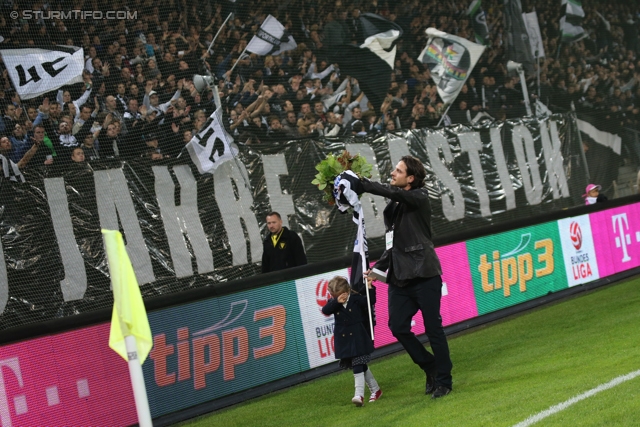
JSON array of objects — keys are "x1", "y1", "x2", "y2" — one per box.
[
  {"x1": 522, "y1": 11, "x2": 545, "y2": 57},
  {"x1": 186, "y1": 107, "x2": 238, "y2": 174},
  {"x1": 0, "y1": 46, "x2": 84, "y2": 99},
  {"x1": 246, "y1": 15, "x2": 297, "y2": 56},
  {"x1": 418, "y1": 28, "x2": 486, "y2": 105}
]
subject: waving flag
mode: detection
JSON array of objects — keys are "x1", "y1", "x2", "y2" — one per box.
[
  {"x1": 523, "y1": 11, "x2": 546, "y2": 57},
  {"x1": 467, "y1": 0, "x2": 490, "y2": 45},
  {"x1": 504, "y1": 0, "x2": 535, "y2": 73},
  {"x1": 0, "y1": 45, "x2": 84, "y2": 99},
  {"x1": 418, "y1": 28, "x2": 485, "y2": 105},
  {"x1": 186, "y1": 107, "x2": 238, "y2": 174},
  {"x1": 246, "y1": 15, "x2": 297, "y2": 56},
  {"x1": 560, "y1": 0, "x2": 586, "y2": 42},
  {"x1": 324, "y1": 13, "x2": 403, "y2": 113},
  {"x1": 102, "y1": 229, "x2": 153, "y2": 364},
  {"x1": 333, "y1": 170, "x2": 375, "y2": 338}
]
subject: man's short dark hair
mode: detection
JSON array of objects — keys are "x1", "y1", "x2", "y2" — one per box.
[
  {"x1": 352, "y1": 120, "x2": 364, "y2": 133},
  {"x1": 266, "y1": 211, "x2": 281, "y2": 219},
  {"x1": 401, "y1": 155, "x2": 426, "y2": 188}
]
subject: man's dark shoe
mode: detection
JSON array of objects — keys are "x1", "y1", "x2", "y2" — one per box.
[
  {"x1": 431, "y1": 386, "x2": 451, "y2": 399},
  {"x1": 425, "y1": 372, "x2": 436, "y2": 395}
]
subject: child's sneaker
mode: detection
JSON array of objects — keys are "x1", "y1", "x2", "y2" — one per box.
[
  {"x1": 351, "y1": 395, "x2": 364, "y2": 407},
  {"x1": 369, "y1": 389, "x2": 382, "y2": 402}
]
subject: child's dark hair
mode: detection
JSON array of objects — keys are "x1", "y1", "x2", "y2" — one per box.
[{"x1": 327, "y1": 276, "x2": 357, "y2": 296}]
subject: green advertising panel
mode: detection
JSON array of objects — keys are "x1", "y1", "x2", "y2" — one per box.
[
  {"x1": 466, "y1": 222, "x2": 568, "y2": 315},
  {"x1": 143, "y1": 281, "x2": 308, "y2": 418}
]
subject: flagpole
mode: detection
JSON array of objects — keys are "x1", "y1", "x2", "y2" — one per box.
[
  {"x1": 482, "y1": 85, "x2": 486, "y2": 110},
  {"x1": 204, "y1": 12, "x2": 233, "y2": 57},
  {"x1": 102, "y1": 229, "x2": 154, "y2": 427},
  {"x1": 437, "y1": 103, "x2": 452, "y2": 127},
  {"x1": 125, "y1": 335, "x2": 153, "y2": 427},
  {"x1": 363, "y1": 267, "x2": 374, "y2": 341},
  {"x1": 226, "y1": 45, "x2": 249, "y2": 81},
  {"x1": 536, "y1": 50, "x2": 541, "y2": 99},
  {"x1": 358, "y1": 212, "x2": 374, "y2": 340}
]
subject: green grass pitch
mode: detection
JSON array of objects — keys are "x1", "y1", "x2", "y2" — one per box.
[{"x1": 179, "y1": 275, "x2": 640, "y2": 427}]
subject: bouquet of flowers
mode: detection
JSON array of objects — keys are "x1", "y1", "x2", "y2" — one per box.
[{"x1": 311, "y1": 150, "x2": 373, "y2": 205}]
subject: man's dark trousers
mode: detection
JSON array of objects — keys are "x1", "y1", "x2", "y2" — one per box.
[{"x1": 388, "y1": 275, "x2": 453, "y2": 388}]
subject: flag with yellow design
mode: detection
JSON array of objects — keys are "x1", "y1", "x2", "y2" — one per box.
[
  {"x1": 418, "y1": 28, "x2": 485, "y2": 105},
  {"x1": 102, "y1": 229, "x2": 153, "y2": 364}
]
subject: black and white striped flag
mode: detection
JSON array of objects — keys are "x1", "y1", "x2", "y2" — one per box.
[{"x1": 333, "y1": 170, "x2": 375, "y2": 337}]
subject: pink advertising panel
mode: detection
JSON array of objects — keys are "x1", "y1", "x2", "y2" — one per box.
[
  {"x1": 590, "y1": 202, "x2": 640, "y2": 277},
  {"x1": 370, "y1": 242, "x2": 477, "y2": 348},
  {"x1": 0, "y1": 323, "x2": 135, "y2": 427}
]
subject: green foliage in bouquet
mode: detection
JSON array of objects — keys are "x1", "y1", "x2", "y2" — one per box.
[{"x1": 311, "y1": 150, "x2": 373, "y2": 205}]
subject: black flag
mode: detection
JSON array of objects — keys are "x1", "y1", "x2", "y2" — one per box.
[{"x1": 324, "y1": 13, "x2": 403, "y2": 113}]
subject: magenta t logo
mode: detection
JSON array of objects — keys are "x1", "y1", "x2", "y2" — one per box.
[
  {"x1": 0, "y1": 357, "x2": 25, "y2": 427},
  {"x1": 612, "y1": 214, "x2": 632, "y2": 262}
]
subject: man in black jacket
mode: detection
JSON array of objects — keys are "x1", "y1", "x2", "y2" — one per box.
[
  {"x1": 362, "y1": 155, "x2": 453, "y2": 399},
  {"x1": 261, "y1": 212, "x2": 307, "y2": 273}
]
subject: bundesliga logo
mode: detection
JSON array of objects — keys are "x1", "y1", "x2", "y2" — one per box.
[
  {"x1": 569, "y1": 221, "x2": 582, "y2": 250},
  {"x1": 315, "y1": 279, "x2": 331, "y2": 312}
]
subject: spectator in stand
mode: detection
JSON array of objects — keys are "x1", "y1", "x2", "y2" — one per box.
[
  {"x1": 352, "y1": 120, "x2": 367, "y2": 137},
  {"x1": 104, "y1": 95, "x2": 129, "y2": 135},
  {"x1": 282, "y1": 110, "x2": 301, "y2": 138},
  {"x1": 9, "y1": 124, "x2": 31, "y2": 163},
  {"x1": 80, "y1": 132, "x2": 100, "y2": 161},
  {"x1": 266, "y1": 116, "x2": 288, "y2": 142},
  {"x1": 40, "y1": 97, "x2": 93, "y2": 164},
  {"x1": 141, "y1": 133, "x2": 169, "y2": 159},
  {"x1": 0, "y1": 103, "x2": 20, "y2": 134},
  {"x1": 583, "y1": 184, "x2": 608, "y2": 205},
  {"x1": 0, "y1": 135, "x2": 44, "y2": 182},
  {"x1": 324, "y1": 112, "x2": 343, "y2": 137},
  {"x1": 124, "y1": 99, "x2": 143, "y2": 130},
  {"x1": 313, "y1": 100, "x2": 328, "y2": 124},
  {"x1": 0, "y1": 0, "x2": 637, "y2": 189},
  {"x1": 449, "y1": 100, "x2": 471, "y2": 125},
  {"x1": 27, "y1": 124, "x2": 56, "y2": 167},
  {"x1": 143, "y1": 79, "x2": 184, "y2": 114},
  {"x1": 57, "y1": 77, "x2": 92, "y2": 118},
  {"x1": 70, "y1": 146, "x2": 86, "y2": 164}
]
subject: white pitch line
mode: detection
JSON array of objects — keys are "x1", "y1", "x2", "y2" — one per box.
[{"x1": 512, "y1": 369, "x2": 640, "y2": 427}]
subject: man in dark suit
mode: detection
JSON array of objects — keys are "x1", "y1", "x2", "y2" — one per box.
[
  {"x1": 362, "y1": 155, "x2": 453, "y2": 398},
  {"x1": 261, "y1": 212, "x2": 307, "y2": 273}
]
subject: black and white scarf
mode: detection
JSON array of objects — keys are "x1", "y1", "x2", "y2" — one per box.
[{"x1": 0, "y1": 154, "x2": 25, "y2": 182}]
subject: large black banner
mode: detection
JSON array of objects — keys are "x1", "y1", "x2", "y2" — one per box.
[{"x1": 0, "y1": 115, "x2": 587, "y2": 330}]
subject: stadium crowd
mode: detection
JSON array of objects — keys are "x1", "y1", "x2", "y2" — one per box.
[{"x1": 0, "y1": 0, "x2": 639, "y2": 184}]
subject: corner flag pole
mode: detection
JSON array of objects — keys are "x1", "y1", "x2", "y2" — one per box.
[
  {"x1": 124, "y1": 335, "x2": 153, "y2": 427},
  {"x1": 102, "y1": 229, "x2": 154, "y2": 427}
]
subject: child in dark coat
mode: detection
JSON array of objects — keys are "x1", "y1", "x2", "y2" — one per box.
[{"x1": 321, "y1": 276, "x2": 381, "y2": 407}]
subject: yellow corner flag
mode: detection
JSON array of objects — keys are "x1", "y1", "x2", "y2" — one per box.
[{"x1": 102, "y1": 229, "x2": 153, "y2": 364}]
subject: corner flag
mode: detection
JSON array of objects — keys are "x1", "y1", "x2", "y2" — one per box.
[{"x1": 102, "y1": 229, "x2": 153, "y2": 364}]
